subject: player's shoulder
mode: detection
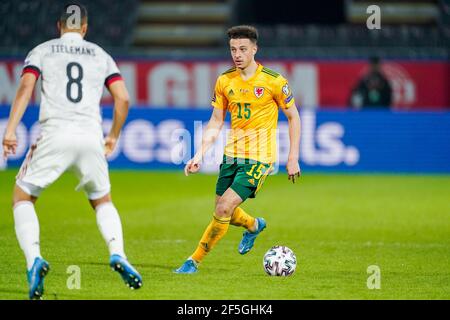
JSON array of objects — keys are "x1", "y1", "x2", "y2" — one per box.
[
  {"x1": 260, "y1": 65, "x2": 288, "y2": 87},
  {"x1": 81, "y1": 39, "x2": 110, "y2": 58},
  {"x1": 217, "y1": 66, "x2": 238, "y2": 82},
  {"x1": 27, "y1": 38, "x2": 58, "y2": 54},
  {"x1": 261, "y1": 66, "x2": 288, "y2": 81},
  {"x1": 261, "y1": 66, "x2": 282, "y2": 79}
]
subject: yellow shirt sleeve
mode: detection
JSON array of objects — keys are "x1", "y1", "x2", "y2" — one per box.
[
  {"x1": 211, "y1": 76, "x2": 228, "y2": 110},
  {"x1": 273, "y1": 76, "x2": 296, "y2": 109}
]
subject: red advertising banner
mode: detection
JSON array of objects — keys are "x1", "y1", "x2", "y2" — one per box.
[{"x1": 0, "y1": 60, "x2": 448, "y2": 109}]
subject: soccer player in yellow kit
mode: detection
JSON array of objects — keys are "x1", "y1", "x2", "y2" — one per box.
[{"x1": 175, "y1": 25, "x2": 301, "y2": 273}]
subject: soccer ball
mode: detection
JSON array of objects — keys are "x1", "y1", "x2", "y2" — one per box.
[{"x1": 263, "y1": 246, "x2": 297, "y2": 276}]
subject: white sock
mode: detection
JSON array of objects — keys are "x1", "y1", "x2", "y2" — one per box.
[
  {"x1": 13, "y1": 201, "x2": 42, "y2": 270},
  {"x1": 95, "y1": 202, "x2": 126, "y2": 259}
]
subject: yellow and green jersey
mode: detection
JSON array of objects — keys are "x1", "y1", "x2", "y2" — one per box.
[{"x1": 211, "y1": 63, "x2": 296, "y2": 164}]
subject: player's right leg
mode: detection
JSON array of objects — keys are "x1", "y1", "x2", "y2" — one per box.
[
  {"x1": 75, "y1": 133, "x2": 142, "y2": 289},
  {"x1": 89, "y1": 195, "x2": 142, "y2": 289},
  {"x1": 174, "y1": 157, "x2": 237, "y2": 273},
  {"x1": 174, "y1": 187, "x2": 243, "y2": 274}
]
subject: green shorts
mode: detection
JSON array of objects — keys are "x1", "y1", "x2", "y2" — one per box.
[{"x1": 215, "y1": 155, "x2": 272, "y2": 201}]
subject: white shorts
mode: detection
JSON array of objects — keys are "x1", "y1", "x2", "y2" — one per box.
[{"x1": 16, "y1": 121, "x2": 110, "y2": 200}]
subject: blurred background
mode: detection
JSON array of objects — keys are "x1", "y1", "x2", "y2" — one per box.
[{"x1": 0, "y1": 0, "x2": 449, "y2": 172}]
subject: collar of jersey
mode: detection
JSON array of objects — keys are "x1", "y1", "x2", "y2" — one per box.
[
  {"x1": 60, "y1": 32, "x2": 83, "y2": 41},
  {"x1": 238, "y1": 63, "x2": 263, "y2": 82}
]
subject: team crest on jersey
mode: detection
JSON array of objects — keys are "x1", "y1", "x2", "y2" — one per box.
[{"x1": 254, "y1": 87, "x2": 265, "y2": 98}]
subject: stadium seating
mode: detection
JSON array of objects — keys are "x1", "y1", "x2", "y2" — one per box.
[{"x1": 0, "y1": 0, "x2": 448, "y2": 59}]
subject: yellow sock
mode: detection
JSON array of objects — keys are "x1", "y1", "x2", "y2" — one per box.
[
  {"x1": 191, "y1": 214, "x2": 231, "y2": 263},
  {"x1": 230, "y1": 206, "x2": 256, "y2": 231}
]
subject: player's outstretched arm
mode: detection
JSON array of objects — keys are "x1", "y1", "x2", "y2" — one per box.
[
  {"x1": 184, "y1": 107, "x2": 226, "y2": 176},
  {"x1": 2, "y1": 73, "x2": 37, "y2": 159},
  {"x1": 281, "y1": 105, "x2": 301, "y2": 183},
  {"x1": 105, "y1": 80, "x2": 130, "y2": 156}
]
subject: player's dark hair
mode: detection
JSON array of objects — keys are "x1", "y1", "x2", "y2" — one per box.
[
  {"x1": 227, "y1": 25, "x2": 258, "y2": 44},
  {"x1": 59, "y1": 3, "x2": 88, "y2": 27}
]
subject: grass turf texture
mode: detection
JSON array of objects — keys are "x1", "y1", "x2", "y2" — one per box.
[{"x1": 0, "y1": 169, "x2": 449, "y2": 300}]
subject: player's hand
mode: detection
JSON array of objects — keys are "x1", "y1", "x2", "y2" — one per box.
[
  {"x1": 104, "y1": 135, "x2": 118, "y2": 157},
  {"x1": 2, "y1": 131, "x2": 17, "y2": 160},
  {"x1": 286, "y1": 159, "x2": 301, "y2": 184},
  {"x1": 184, "y1": 155, "x2": 202, "y2": 176}
]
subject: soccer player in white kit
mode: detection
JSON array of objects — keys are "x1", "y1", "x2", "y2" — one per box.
[{"x1": 2, "y1": 4, "x2": 142, "y2": 299}]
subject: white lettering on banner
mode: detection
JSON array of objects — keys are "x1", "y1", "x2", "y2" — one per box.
[
  {"x1": 298, "y1": 111, "x2": 359, "y2": 166},
  {"x1": 171, "y1": 126, "x2": 192, "y2": 165},
  {"x1": 1, "y1": 112, "x2": 359, "y2": 168},
  {"x1": 0, "y1": 61, "x2": 431, "y2": 108},
  {"x1": 123, "y1": 120, "x2": 156, "y2": 162},
  {"x1": 383, "y1": 64, "x2": 416, "y2": 107},
  {"x1": 149, "y1": 63, "x2": 190, "y2": 108},
  {"x1": 156, "y1": 120, "x2": 185, "y2": 163},
  {"x1": 195, "y1": 121, "x2": 228, "y2": 172}
]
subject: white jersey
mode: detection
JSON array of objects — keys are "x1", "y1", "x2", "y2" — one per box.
[
  {"x1": 16, "y1": 32, "x2": 122, "y2": 199},
  {"x1": 22, "y1": 32, "x2": 122, "y2": 128}
]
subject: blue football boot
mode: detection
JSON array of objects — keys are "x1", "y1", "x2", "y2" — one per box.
[
  {"x1": 173, "y1": 259, "x2": 198, "y2": 274},
  {"x1": 110, "y1": 254, "x2": 143, "y2": 289},
  {"x1": 238, "y1": 217, "x2": 267, "y2": 255},
  {"x1": 27, "y1": 257, "x2": 50, "y2": 300}
]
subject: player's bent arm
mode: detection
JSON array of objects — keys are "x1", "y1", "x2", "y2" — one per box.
[
  {"x1": 195, "y1": 107, "x2": 227, "y2": 160},
  {"x1": 2, "y1": 73, "x2": 37, "y2": 157},
  {"x1": 184, "y1": 107, "x2": 226, "y2": 175},
  {"x1": 281, "y1": 104, "x2": 302, "y2": 182},
  {"x1": 4, "y1": 73, "x2": 37, "y2": 136},
  {"x1": 107, "y1": 80, "x2": 130, "y2": 139}
]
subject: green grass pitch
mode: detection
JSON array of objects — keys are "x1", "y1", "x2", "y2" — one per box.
[{"x1": 0, "y1": 169, "x2": 449, "y2": 300}]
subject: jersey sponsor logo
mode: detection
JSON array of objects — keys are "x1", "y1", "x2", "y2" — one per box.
[
  {"x1": 254, "y1": 87, "x2": 265, "y2": 98},
  {"x1": 282, "y1": 83, "x2": 291, "y2": 96},
  {"x1": 239, "y1": 88, "x2": 249, "y2": 94}
]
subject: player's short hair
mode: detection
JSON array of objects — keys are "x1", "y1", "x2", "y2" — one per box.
[
  {"x1": 227, "y1": 25, "x2": 258, "y2": 44},
  {"x1": 59, "y1": 3, "x2": 88, "y2": 28}
]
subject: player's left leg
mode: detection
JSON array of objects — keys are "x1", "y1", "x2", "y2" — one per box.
[
  {"x1": 232, "y1": 162, "x2": 272, "y2": 254},
  {"x1": 13, "y1": 132, "x2": 73, "y2": 299},
  {"x1": 12, "y1": 184, "x2": 50, "y2": 300}
]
